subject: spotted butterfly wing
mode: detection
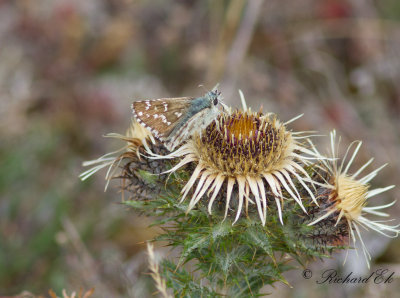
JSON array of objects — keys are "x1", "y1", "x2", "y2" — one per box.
[{"x1": 131, "y1": 97, "x2": 193, "y2": 141}]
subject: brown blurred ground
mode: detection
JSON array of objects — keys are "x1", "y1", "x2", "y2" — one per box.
[{"x1": 1, "y1": 0, "x2": 400, "y2": 297}]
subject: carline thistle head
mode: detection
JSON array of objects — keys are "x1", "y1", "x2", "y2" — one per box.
[{"x1": 131, "y1": 89, "x2": 223, "y2": 151}]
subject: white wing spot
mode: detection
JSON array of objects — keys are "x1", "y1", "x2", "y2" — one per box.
[
  {"x1": 174, "y1": 112, "x2": 182, "y2": 117},
  {"x1": 160, "y1": 114, "x2": 168, "y2": 123},
  {"x1": 138, "y1": 112, "x2": 143, "y2": 116},
  {"x1": 164, "y1": 103, "x2": 168, "y2": 112},
  {"x1": 153, "y1": 114, "x2": 159, "y2": 119}
]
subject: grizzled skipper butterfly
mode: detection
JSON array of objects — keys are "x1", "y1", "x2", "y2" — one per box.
[{"x1": 131, "y1": 89, "x2": 223, "y2": 151}]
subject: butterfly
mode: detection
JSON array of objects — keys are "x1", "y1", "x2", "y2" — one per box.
[{"x1": 131, "y1": 89, "x2": 223, "y2": 151}]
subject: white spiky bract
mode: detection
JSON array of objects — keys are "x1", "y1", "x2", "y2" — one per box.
[
  {"x1": 157, "y1": 94, "x2": 325, "y2": 226},
  {"x1": 308, "y1": 131, "x2": 399, "y2": 268},
  {"x1": 79, "y1": 120, "x2": 155, "y2": 190}
]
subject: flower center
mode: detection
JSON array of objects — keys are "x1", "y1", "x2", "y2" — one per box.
[
  {"x1": 195, "y1": 111, "x2": 293, "y2": 176},
  {"x1": 228, "y1": 113, "x2": 257, "y2": 140}
]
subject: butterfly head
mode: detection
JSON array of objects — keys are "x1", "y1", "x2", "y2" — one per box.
[
  {"x1": 205, "y1": 89, "x2": 223, "y2": 111},
  {"x1": 207, "y1": 89, "x2": 230, "y2": 115}
]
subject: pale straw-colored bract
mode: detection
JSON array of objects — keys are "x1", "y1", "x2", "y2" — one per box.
[
  {"x1": 308, "y1": 130, "x2": 399, "y2": 268},
  {"x1": 79, "y1": 121, "x2": 155, "y2": 190}
]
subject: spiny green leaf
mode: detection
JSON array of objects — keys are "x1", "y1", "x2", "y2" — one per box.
[
  {"x1": 215, "y1": 246, "x2": 248, "y2": 276},
  {"x1": 180, "y1": 233, "x2": 211, "y2": 264},
  {"x1": 227, "y1": 262, "x2": 292, "y2": 297},
  {"x1": 161, "y1": 260, "x2": 219, "y2": 297},
  {"x1": 240, "y1": 225, "x2": 274, "y2": 258},
  {"x1": 135, "y1": 169, "x2": 159, "y2": 185},
  {"x1": 211, "y1": 221, "x2": 232, "y2": 241}
]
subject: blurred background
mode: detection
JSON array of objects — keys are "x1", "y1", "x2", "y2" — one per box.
[{"x1": 1, "y1": 0, "x2": 400, "y2": 297}]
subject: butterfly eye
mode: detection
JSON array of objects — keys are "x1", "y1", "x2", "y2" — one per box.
[{"x1": 213, "y1": 97, "x2": 218, "y2": 106}]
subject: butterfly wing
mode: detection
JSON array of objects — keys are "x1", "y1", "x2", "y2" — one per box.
[
  {"x1": 163, "y1": 107, "x2": 211, "y2": 151},
  {"x1": 131, "y1": 97, "x2": 193, "y2": 140}
]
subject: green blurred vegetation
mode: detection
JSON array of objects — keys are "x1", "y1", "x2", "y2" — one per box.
[{"x1": 1, "y1": 0, "x2": 400, "y2": 297}]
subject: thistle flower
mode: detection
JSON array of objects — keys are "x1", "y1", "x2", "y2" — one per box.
[
  {"x1": 308, "y1": 131, "x2": 400, "y2": 267},
  {"x1": 160, "y1": 96, "x2": 324, "y2": 225},
  {"x1": 79, "y1": 120, "x2": 170, "y2": 199}
]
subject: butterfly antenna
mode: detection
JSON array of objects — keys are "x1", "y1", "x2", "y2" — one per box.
[{"x1": 198, "y1": 84, "x2": 207, "y2": 93}]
